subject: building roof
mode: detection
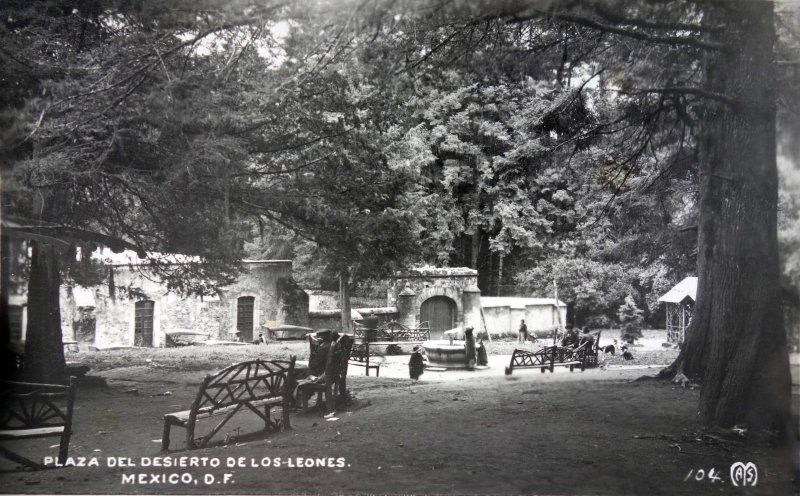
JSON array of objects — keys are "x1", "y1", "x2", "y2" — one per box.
[
  {"x1": 91, "y1": 248, "x2": 290, "y2": 266},
  {"x1": 481, "y1": 297, "x2": 566, "y2": 309},
  {"x1": 397, "y1": 266, "x2": 478, "y2": 277},
  {"x1": 658, "y1": 276, "x2": 698, "y2": 303}
]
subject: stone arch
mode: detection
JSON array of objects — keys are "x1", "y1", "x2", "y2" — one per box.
[{"x1": 419, "y1": 295, "x2": 458, "y2": 339}]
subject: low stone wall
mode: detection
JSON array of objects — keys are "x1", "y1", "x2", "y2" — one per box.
[{"x1": 308, "y1": 307, "x2": 399, "y2": 331}]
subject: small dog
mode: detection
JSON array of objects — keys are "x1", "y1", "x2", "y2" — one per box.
[
  {"x1": 603, "y1": 339, "x2": 618, "y2": 355},
  {"x1": 621, "y1": 345, "x2": 633, "y2": 360}
]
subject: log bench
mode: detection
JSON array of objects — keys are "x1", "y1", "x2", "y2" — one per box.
[
  {"x1": 0, "y1": 379, "x2": 76, "y2": 469},
  {"x1": 161, "y1": 358, "x2": 295, "y2": 451},
  {"x1": 504, "y1": 343, "x2": 591, "y2": 375}
]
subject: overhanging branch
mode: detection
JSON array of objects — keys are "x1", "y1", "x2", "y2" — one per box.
[{"x1": 509, "y1": 11, "x2": 723, "y2": 51}]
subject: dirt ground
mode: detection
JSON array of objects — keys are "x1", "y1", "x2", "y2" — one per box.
[{"x1": 1, "y1": 338, "x2": 798, "y2": 496}]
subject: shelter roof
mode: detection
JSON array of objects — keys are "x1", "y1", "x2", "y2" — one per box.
[{"x1": 658, "y1": 277, "x2": 698, "y2": 303}]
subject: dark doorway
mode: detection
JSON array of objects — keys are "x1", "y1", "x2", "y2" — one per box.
[
  {"x1": 134, "y1": 300, "x2": 154, "y2": 347},
  {"x1": 237, "y1": 296, "x2": 255, "y2": 342},
  {"x1": 420, "y1": 296, "x2": 456, "y2": 339}
]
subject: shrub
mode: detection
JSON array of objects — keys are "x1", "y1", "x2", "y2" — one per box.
[{"x1": 618, "y1": 295, "x2": 644, "y2": 344}]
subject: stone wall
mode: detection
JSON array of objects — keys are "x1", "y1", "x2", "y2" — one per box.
[
  {"x1": 481, "y1": 298, "x2": 567, "y2": 335},
  {"x1": 69, "y1": 260, "x2": 307, "y2": 348},
  {"x1": 308, "y1": 307, "x2": 398, "y2": 331}
]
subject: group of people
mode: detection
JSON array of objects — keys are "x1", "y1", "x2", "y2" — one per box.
[
  {"x1": 560, "y1": 324, "x2": 596, "y2": 349},
  {"x1": 517, "y1": 320, "x2": 596, "y2": 350}
]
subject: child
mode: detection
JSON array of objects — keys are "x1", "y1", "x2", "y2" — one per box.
[
  {"x1": 476, "y1": 339, "x2": 488, "y2": 366},
  {"x1": 409, "y1": 345, "x2": 426, "y2": 380}
]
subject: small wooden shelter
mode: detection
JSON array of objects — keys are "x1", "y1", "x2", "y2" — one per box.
[{"x1": 658, "y1": 277, "x2": 697, "y2": 343}]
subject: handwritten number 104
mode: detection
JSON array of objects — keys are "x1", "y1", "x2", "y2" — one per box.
[{"x1": 685, "y1": 468, "x2": 723, "y2": 483}]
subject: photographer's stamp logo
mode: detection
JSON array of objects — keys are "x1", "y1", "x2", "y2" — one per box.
[{"x1": 730, "y1": 462, "x2": 758, "y2": 487}]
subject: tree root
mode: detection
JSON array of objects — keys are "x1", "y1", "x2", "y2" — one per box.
[{"x1": 672, "y1": 372, "x2": 692, "y2": 387}]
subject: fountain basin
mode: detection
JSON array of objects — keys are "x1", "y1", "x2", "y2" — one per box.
[{"x1": 423, "y1": 340, "x2": 469, "y2": 369}]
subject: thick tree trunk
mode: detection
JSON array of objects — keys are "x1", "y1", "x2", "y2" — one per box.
[
  {"x1": 23, "y1": 240, "x2": 67, "y2": 383},
  {"x1": 660, "y1": 2, "x2": 792, "y2": 436}
]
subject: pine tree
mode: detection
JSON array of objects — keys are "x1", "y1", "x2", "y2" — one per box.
[{"x1": 618, "y1": 295, "x2": 644, "y2": 344}]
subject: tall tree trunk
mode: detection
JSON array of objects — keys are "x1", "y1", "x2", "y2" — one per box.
[
  {"x1": 470, "y1": 231, "x2": 480, "y2": 269},
  {"x1": 660, "y1": 1, "x2": 791, "y2": 436},
  {"x1": 496, "y1": 254, "x2": 504, "y2": 297},
  {"x1": 339, "y1": 270, "x2": 352, "y2": 334},
  {"x1": 23, "y1": 240, "x2": 67, "y2": 383}
]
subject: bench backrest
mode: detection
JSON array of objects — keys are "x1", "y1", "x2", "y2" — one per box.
[
  {"x1": 0, "y1": 379, "x2": 76, "y2": 430},
  {"x1": 350, "y1": 342, "x2": 367, "y2": 362},
  {"x1": 308, "y1": 335, "x2": 353, "y2": 380},
  {"x1": 367, "y1": 320, "x2": 430, "y2": 342},
  {"x1": 332, "y1": 335, "x2": 353, "y2": 379},
  {"x1": 192, "y1": 358, "x2": 295, "y2": 415}
]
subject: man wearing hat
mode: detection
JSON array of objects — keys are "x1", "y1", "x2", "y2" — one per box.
[{"x1": 307, "y1": 329, "x2": 334, "y2": 377}]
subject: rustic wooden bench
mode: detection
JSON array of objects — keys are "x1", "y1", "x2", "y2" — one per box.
[
  {"x1": 161, "y1": 358, "x2": 295, "y2": 451},
  {"x1": 349, "y1": 341, "x2": 382, "y2": 376},
  {"x1": 300, "y1": 335, "x2": 353, "y2": 413},
  {"x1": 581, "y1": 331, "x2": 602, "y2": 368},
  {"x1": 354, "y1": 321, "x2": 431, "y2": 343},
  {"x1": 505, "y1": 343, "x2": 591, "y2": 375},
  {"x1": 0, "y1": 379, "x2": 76, "y2": 469}
]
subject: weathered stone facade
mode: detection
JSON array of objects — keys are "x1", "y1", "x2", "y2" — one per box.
[
  {"x1": 11, "y1": 258, "x2": 308, "y2": 348},
  {"x1": 88, "y1": 260, "x2": 307, "y2": 348},
  {"x1": 389, "y1": 267, "x2": 482, "y2": 339}
]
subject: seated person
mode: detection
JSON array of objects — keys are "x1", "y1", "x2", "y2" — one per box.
[
  {"x1": 560, "y1": 325, "x2": 580, "y2": 348},
  {"x1": 578, "y1": 327, "x2": 595, "y2": 349},
  {"x1": 292, "y1": 330, "x2": 336, "y2": 400}
]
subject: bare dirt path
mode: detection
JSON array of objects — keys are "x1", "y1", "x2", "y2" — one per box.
[{"x1": 1, "y1": 361, "x2": 796, "y2": 496}]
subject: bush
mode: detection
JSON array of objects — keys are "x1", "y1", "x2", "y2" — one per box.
[
  {"x1": 618, "y1": 295, "x2": 644, "y2": 344},
  {"x1": 384, "y1": 344, "x2": 403, "y2": 355}
]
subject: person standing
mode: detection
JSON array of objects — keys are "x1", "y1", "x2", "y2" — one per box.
[
  {"x1": 517, "y1": 319, "x2": 528, "y2": 343},
  {"x1": 408, "y1": 345, "x2": 426, "y2": 380},
  {"x1": 464, "y1": 327, "x2": 477, "y2": 370}
]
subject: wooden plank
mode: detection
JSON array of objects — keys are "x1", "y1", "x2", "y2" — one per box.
[
  {"x1": 0, "y1": 427, "x2": 64, "y2": 439},
  {"x1": 167, "y1": 397, "x2": 283, "y2": 422}
]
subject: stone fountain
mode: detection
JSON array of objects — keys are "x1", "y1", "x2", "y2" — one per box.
[{"x1": 422, "y1": 327, "x2": 479, "y2": 370}]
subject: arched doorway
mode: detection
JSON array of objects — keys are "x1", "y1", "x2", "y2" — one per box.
[{"x1": 420, "y1": 296, "x2": 456, "y2": 339}]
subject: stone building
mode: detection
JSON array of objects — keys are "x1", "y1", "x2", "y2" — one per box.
[
  {"x1": 388, "y1": 267, "x2": 483, "y2": 340},
  {"x1": 306, "y1": 267, "x2": 567, "y2": 339},
  {"x1": 7, "y1": 250, "x2": 309, "y2": 349}
]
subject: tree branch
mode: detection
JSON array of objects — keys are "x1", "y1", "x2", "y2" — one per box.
[
  {"x1": 615, "y1": 87, "x2": 734, "y2": 106},
  {"x1": 509, "y1": 11, "x2": 723, "y2": 51}
]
